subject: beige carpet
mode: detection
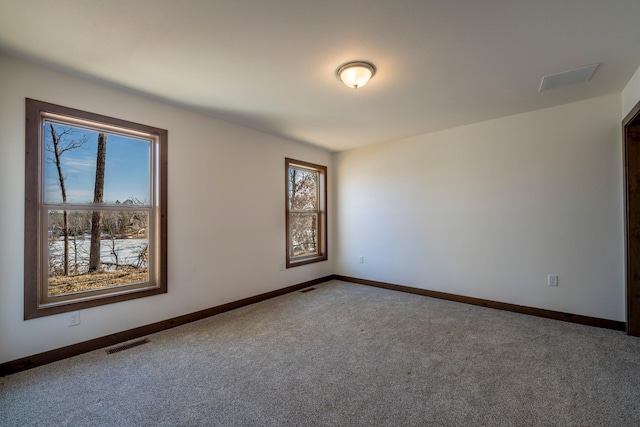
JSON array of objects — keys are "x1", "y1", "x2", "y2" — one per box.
[{"x1": 1, "y1": 280, "x2": 639, "y2": 426}]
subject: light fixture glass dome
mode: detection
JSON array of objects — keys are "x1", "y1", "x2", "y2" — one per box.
[{"x1": 336, "y1": 61, "x2": 376, "y2": 89}]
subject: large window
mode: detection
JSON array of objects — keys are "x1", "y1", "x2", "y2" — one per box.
[
  {"x1": 25, "y1": 99, "x2": 167, "y2": 319},
  {"x1": 285, "y1": 158, "x2": 327, "y2": 268}
]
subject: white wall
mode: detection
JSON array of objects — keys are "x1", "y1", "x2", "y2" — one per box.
[
  {"x1": 334, "y1": 94, "x2": 624, "y2": 321},
  {"x1": 622, "y1": 64, "x2": 640, "y2": 118},
  {"x1": 0, "y1": 54, "x2": 333, "y2": 363}
]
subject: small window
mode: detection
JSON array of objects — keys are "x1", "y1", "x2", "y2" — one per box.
[
  {"x1": 285, "y1": 158, "x2": 327, "y2": 268},
  {"x1": 25, "y1": 99, "x2": 167, "y2": 319}
]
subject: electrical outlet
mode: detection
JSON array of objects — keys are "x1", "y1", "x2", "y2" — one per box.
[
  {"x1": 548, "y1": 275, "x2": 558, "y2": 287},
  {"x1": 359, "y1": 255, "x2": 365, "y2": 264},
  {"x1": 68, "y1": 311, "x2": 80, "y2": 327}
]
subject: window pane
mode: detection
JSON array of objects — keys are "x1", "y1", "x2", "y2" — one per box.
[
  {"x1": 44, "y1": 122, "x2": 150, "y2": 205},
  {"x1": 288, "y1": 168, "x2": 317, "y2": 210},
  {"x1": 47, "y1": 210, "x2": 149, "y2": 296},
  {"x1": 104, "y1": 135, "x2": 150, "y2": 205},
  {"x1": 289, "y1": 212, "x2": 318, "y2": 257},
  {"x1": 44, "y1": 122, "x2": 98, "y2": 204}
]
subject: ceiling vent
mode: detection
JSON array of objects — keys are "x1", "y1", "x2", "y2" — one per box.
[{"x1": 538, "y1": 63, "x2": 600, "y2": 92}]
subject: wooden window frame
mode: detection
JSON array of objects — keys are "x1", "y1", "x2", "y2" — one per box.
[
  {"x1": 24, "y1": 99, "x2": 168, "y2": 319},
  {"x1": 285, "y1": 158, "x2": 328, "y2": 268}
]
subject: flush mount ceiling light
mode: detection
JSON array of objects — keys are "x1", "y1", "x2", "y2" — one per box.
[{"x1": 336, "y1": 61, "x2": 376, "y2": 89}]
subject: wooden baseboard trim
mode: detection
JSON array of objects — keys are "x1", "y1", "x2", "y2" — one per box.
[
  {"x1": 0, "y1": 275, "x2": 336, "y2": 377},
  {"x1": 3, "y1": 274, "x2": 624, "y2": 376},
  {"x1": 334, "y1": 275, "x2": 626, "y2": 331}
]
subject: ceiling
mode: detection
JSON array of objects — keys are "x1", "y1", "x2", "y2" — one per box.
[{"x1": 1, "y1": 0, "x2": 640, "y2": 152}]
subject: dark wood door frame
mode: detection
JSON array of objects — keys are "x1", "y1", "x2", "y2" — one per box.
[{"x1": 623, "y1": 99, "x2": 640, "y2": 336}]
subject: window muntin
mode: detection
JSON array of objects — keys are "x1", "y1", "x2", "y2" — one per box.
[
  {"x1": 25, "y1": 99, "x2": 167, "y2": 319},
  {"x1": 285, "y1": 158, "x2": 327, "y2": 267}
]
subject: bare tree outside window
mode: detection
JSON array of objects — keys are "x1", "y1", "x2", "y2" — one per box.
[
  {"x1": 88, "y1": 132, "x2": 107, "y2": 272},
  {"x1": 45, "y1": 124, "x2": 87, "y2": 276},
  {"x1": 288, "y1": 168, "x2": 318, "y2": 257}
]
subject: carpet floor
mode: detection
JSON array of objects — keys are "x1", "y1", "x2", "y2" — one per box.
[{"x1": 1, "y1": 280, "x2": 639, "y2": 426}]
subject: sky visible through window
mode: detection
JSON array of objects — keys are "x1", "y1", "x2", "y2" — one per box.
[{"x1": 44, "y1": 122, "x2": 150, "y2": 204}]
